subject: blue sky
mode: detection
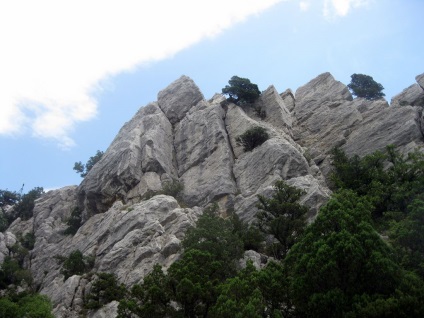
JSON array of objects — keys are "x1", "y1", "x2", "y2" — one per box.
[{"x1": 1, "y1": 0, "x2": 423, "y2": 193}]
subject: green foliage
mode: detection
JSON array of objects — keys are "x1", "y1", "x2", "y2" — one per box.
[
  {"x1": 347, "y1": 73, "x2": 385, "y2": 100},
  {"x1": 85, "y1": 272, "x2": 127, "y2": 310},
  {"x1": 56, "y1": 250, "x2": 94, "y2": 280},
  {"x1": 0, "y1": 293, "x2": 54, "y2": 318},
  {"x1": 118, "y1": 264, "x2": 174, "y2": 318},
  {"x1": 236, "y1": 126, "x2": 269, "y2": 152},
  {"x1": 0, "y1": 189, "x2": 20, "y2": 209},
  {"x1": 211, "y1": 262, "x2": 264, "y2": 318},
  {"x1": 74, "y1": 150, "x2": 104, "y2": 178},
  {"x1": 222, "y1": 76, "x2": 261, "y2": 105},
  {"x1": 256, "y1": 180, "x2": 308, "y2": 259},
  {"x1": 64, "y1": 206, "x2": 82, "y2": 235},
  {"x1": 182, "y1": 210, "x2": 244, "y2": 271},
  {"x1": 230, "y1": 213, "x2": 264, "y2": 252},
  {"x1": 0, "y1": 189, "x2": 18, "y2": 231},
  {"x1": 286, "y1": 190, "x2": 424, "y2": 317},
  {"x1": 0, "y1": 256, "x2": 32, "y2": 288},
  {"x1": 389, "y1": 198, "x2": 424, "y2": 277},
  {"x1": 211, "y1": 260, "x2": 292, "y2": 318},
  {"x1": 8, "y1": 187, "x2": 44, "y2": 222},
  {"x1": 161, "y1": 180, "x2": 184, "y2": 198},
  {"x1": 330, "y1": 146, "x2": 424, "y2": 218},
  {"x1": 19, "y1": 232, "x2": 36, "y2": 250},
  {"x1": 254, "y1": 106, "x2": 266, "y2": 119}
]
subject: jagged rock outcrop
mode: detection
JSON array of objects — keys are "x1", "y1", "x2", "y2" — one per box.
[
  {"x1": 157, "y1": 75, "x2": 204, "y2": 125},
  {"x1": 175, "y1": 97, "x2": 237, "y2": 207},
  {"x1": 78, "y1": 103, "x2": 177, "y2": 219},
  {"x1": 292, "y1": 72, "x2": 424, "y2": 176},
  {"x1": 416, "y1": 73, "x2": 424, "y2": 90},
  {"x1": 2, "y1": 71, "x2": 424, "y2": 317}
]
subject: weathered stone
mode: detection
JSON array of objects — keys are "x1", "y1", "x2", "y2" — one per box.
[
  {"x1": 175, "y1": 101, "x2": 237, "y2": 206},
  {"x1": 33, "y1": 194, "x2": 201, "y2": 314},
  {"x1": 254, "y1": 85, "x2": 292, "y2": 134},
  {"x1": 4, "y1": 73, "x2": 424, "y2": 318},
  {"x1": 234, "y1": 138, "x2": 309, "y2": 197},
  {"x1": 88, "y1": 301, "x2": 119, "y2": 318},
  {"x1": 286, "y1": 175, "x2": 331, "y2": 220},
  {"x1": 280, "y1": 89, "x2": 295, "y2": 112},
  {"x1": 416, "y1": 73, "x2": 424, "y2": 90},
  {"x1": 0, "y1": 232, "x2": 17, "y2": 263},
  {"x1": 78, "y1": 103, "x2": 176, "y2": 217},
  {"x1": 239, "y1": 250, "x2": 263, "y2": 270},
  {"x1": 294, "y1": 72, "x2": 352, "y2": 124},
  {"x1": 157, "y1": 75, "x2": 204, "y2": 124},
  {"x1": 343, "y1": 103, "x2": 423, "y2": 157},
  {"x1": 391, "y1": 83, "x2": 424, "y2": 107}
]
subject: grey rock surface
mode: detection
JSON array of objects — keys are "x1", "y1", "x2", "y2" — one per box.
[
  {"x1": 255, "y1": 85, "x2": 292, "y2": 134},
  {"x1": 175, "y1": 100, "x2": 237, "y2": 206},
  {"x1": 3, "y1": 72, "x2": 424, "y2": 317},
  {"x1": 233, "y1": 138, "x2": 309, "y2": 197},
  {"x1": 158, "y1": 75, "x2": 204, "y2": 124},
  {"x1": 26, "y1": 192, "x2": 201, "y2": 315},
  {"x1": 391, "y1": 83, "x2": 424, "y2": 107},
  {"x1": 416, "y1": 73, "x2": 424, "y2": 90},
  {"x1": 78, "y1": 103, "x2": 176, "y2": 218}
]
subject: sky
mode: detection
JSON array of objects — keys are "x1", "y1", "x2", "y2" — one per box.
[{"x1": 0, "y1": 0, "x2": 423, "y2": 193}]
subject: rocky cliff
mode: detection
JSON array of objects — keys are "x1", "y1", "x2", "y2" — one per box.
[{"x1": 2, "y1": 72, "x2": 424, "y2": 317}]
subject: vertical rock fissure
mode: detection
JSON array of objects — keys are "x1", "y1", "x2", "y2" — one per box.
[{"x1": 222, "y1": 105, "x2": 240, "y2": 192}]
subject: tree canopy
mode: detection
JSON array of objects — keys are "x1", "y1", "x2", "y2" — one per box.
[
  {"x1": 347, "y1": 73, "x2": 385, "y2": 100},
  {"x1": 222, "y1": 76, "x2": 261, "y2": 105},
  {"x1": 73, "y1": 150, "x2": 104, "y2": 178}
]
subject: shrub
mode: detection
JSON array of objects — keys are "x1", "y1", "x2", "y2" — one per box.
[
  {"x1": 347, "y1": 73, "x2": 385, "y2": 100},
  {"x1": 256, "y1": 180, "x2": 308, "y2": 259},
  {"x1": 9, "y1": 187, "x2": 44, "y2": 222},
  {"x1": 20, "y1": 232, "x2": 36, "y2": 250},
  {"x1": 161, "y1": 180, "x2": 184, "y2": 198},
  {"x1": 236, "y1": 126, "x2": 269, "y2": 152},
  {"x1": 84, "y1": 273, "x2": 127, "y2": 309},
  {"x1": 64, "y1": 207, "x2": 82, "y2": 235},
  {"x1": 56, "y1": 250, "x2": 94, "y2": 280},
  {"x1": 222, "y1": 76, "x2": 261, "y2": 105}
]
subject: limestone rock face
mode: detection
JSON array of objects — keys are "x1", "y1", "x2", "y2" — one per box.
[
  {"x1": 254, "y1": 85, "x2": 292, "y2": 134},
  {"x1": 391, "y1": 83, "x2": 424, "y2": 107},
  {"x1": 175, "y1": 100, "x2": 237, "y2": 206},
  {"x1": 78, "y1": 103, "x2": 176, "y2": 218},
  {"x1": 158, "y1": 75, "x2": 204, "y2": 124},
  {"x1": 416, "y1": 73, "x2": 424, "y2": 90},
  {"x1": 234, "y1": 138, "x2": 309, "y2": 197},
  {"x1": 3, "y1": 72, "x2": 424, "y2": 317},
  {"x1": 292, "y1": 72, "x2": 424, "y2": 175},
  {"x1": 294, "y1": 72, "x2": 352, "y2": 124},
  {"x1": 27, "y1": 191, "x2": 201, "y2": 315}
]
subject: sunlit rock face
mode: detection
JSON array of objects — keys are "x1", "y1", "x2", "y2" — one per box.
[{"x1": 3, "y1": 72, "x2": 424, "y2": 317}]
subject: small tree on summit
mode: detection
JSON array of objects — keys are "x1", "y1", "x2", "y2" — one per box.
[
  {"x1": 73, "y1": 150, "x2": 104, "y2": 178},
  {"x1": 347, "y1": 73, "x2": 385, "y2": 100},
  {"x1": 222, "y1": 76, "x2": 261, "y2": 105}
]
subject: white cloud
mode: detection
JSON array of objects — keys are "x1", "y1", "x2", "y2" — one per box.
[
  {"x1": 323, "y1": 0, "x2": 369, "y2": 19},
  {"x1": 299, "y1": 1, "x2": 311, "y2": 11},
  {"x1": 0, "y1": 0, "x2": 283, "y2": 149}
]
